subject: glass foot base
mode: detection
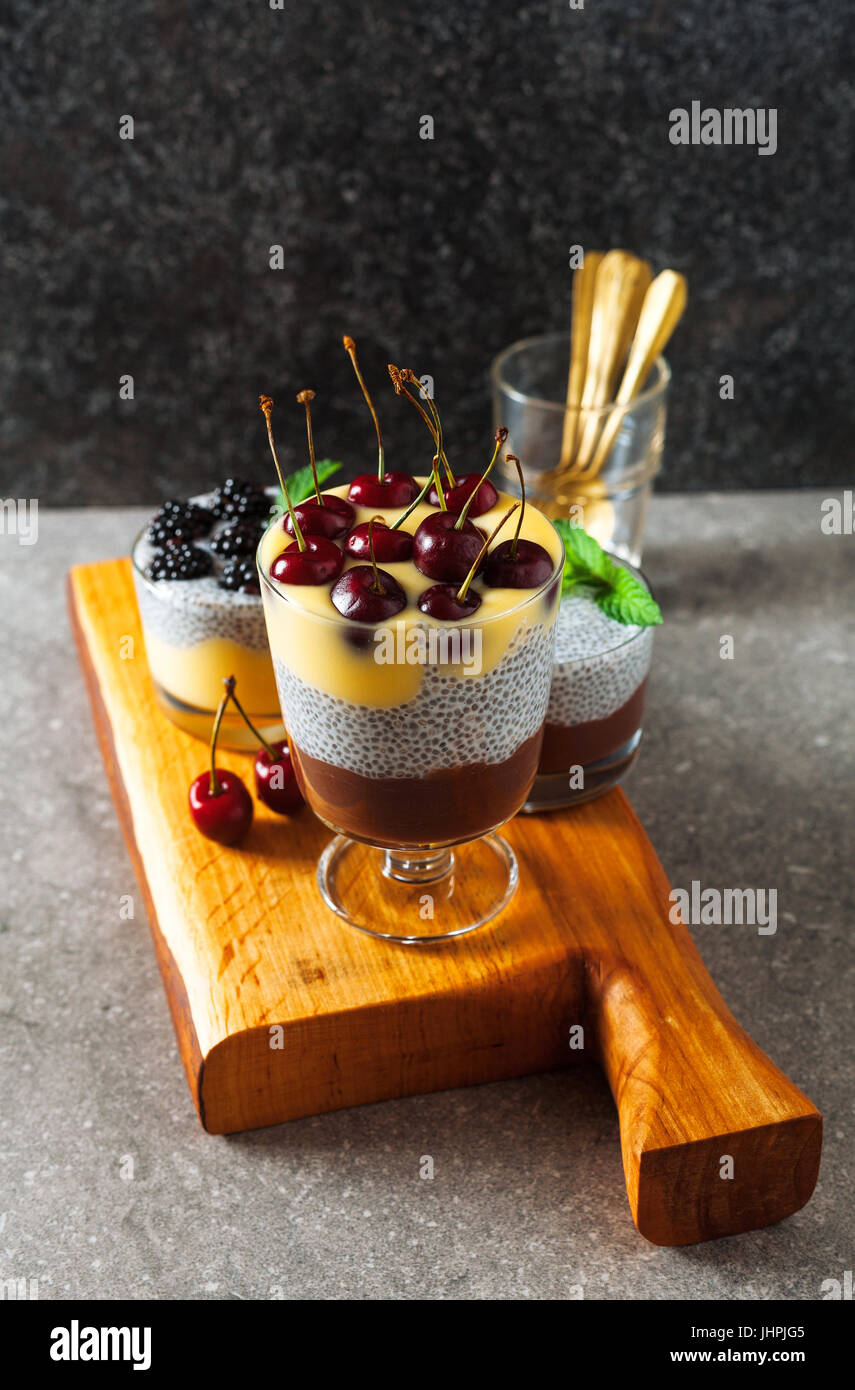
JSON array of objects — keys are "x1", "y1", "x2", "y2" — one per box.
[
  {"x1": 522, "y1": 729, "x2": 643, "y2": 812},
  {"x1": 153, "y1": 683, "x2": 285, "y2": 752},
  {"x1": 317, "y1": 833, "x2": 518, "y2": 944}
]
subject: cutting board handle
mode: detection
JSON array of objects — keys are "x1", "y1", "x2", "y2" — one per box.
[{"x1": 586, "y1": 917, "x2": 822, "y2": 1245}]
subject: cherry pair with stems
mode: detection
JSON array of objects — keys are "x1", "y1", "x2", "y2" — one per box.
[{"x1": 188, "y1": 676, "x2": 303, "y2": 846}]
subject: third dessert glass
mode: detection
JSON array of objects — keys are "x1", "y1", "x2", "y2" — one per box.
[
  {"x1": 258, "y1": 471, "x2": 563, "y2": 943},
  {"x1": 523, "y1": 568, "x2": 654, "y2": 811}
]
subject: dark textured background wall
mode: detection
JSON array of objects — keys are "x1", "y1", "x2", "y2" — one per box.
[{"x1": 2, "y1": 0, "x2": 852, "y2": 503}]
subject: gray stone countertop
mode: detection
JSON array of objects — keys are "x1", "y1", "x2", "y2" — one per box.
[{"x1": 0, "y1": 492, "x2": 852, "y2": 1301}]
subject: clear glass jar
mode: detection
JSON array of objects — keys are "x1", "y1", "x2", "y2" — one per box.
[{"x1": 491, "y1": 332, "x2": 670, "y2": 565}]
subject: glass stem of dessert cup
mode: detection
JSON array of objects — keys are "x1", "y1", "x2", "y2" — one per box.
[
  {"x1": 383, "y1": 845, "x2": 452, "y2": 885},
  {"x1": 316, "y1": 832, "x2": 520, "y2": 946}
]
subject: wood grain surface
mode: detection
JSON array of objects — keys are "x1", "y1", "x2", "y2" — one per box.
[{"x1": 68, "y1": 557, "x2": 822, "y2": 1245}]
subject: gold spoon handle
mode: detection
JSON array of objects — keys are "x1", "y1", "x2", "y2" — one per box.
[
  {"x1": 559, "y1": 251, "x2": 603, "y2": 468},
  {"x1": 581, "y1": 269, "x2": 687, "y2": 480},
  {"x1": 571, "y1": 252, "x2": 653, "y2": 475}
]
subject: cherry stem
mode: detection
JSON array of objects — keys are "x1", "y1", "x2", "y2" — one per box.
[
  {"x1": 367, "y1": 517, "x2": 384, "y2": 594},
  {"x1": 259, "y1": 395, "x2": 306, "y2": 552},
  {"x1": 344, "y1": 336, "x2": 385, "y2": 482},
  {"x1": 430, "y1": 456, "x2": 447, "y2": 511},
  {"x1": 296, "y1": 389, "x2": 321, "y2": 503},
  {"x1": 226, "y1": 677, "x2": 278, "y2": 761},
  {"x1": 390, "y1": 470, "x2": 435, "y2": 530},
  {"x1": 389, "y1": 365, "x2": 455, "y2": 485},
  {"x1": 456, "y1": 503, "x2": 519, "y2": 602},
  {"x1": 208, "y1": 682, "x2": 233, "y2": 798},
  {"x1": 508, "y1": 453, "x2": 525, "y2": 560},
  {"x1": 455, "y1": 427, "x2": 508, "y2": 532}
]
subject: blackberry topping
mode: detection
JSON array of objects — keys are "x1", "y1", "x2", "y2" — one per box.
[
  {"x1": 218, "y1": 556, "x2": 261, "y2": 594},
  {"x1": 147, "y1": 499, "x2": 212, "y2": 546},
  {"x1": 210, "y1": 519, "x2": 264, "y2": 559},
  {"x1": 147, "y1": 543, "x2": 213, "y2": 582},
  {"x1": 211, "y1": 477, "x2": 271, "y2": 522}
]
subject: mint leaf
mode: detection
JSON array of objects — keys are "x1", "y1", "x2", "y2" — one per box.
[
  {"x1": 281, "y1": 458, "x2": 343, "y2": 507},
  {"x1": 597, "y1": 566, "x2": 663, "y2": 626},
  {"x1": 552, "y1": 518, "x2": 616, "y2": 597},
  {"x1": 552, "y1": 518, "x2": 662, "y2": 627}
]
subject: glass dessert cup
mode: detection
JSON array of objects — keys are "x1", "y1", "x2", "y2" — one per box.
[
  {"x1": 132, "y1": 521, "x2": 284, "y2": 752},
  {"x1": 258, "y1": 486, "x2": 563, "y2": 943},
  {"x1": 491, "y1": 333, "x2": 670, "y2": 565},
  {"x1": 523, "y1": 562, "x2": 654, "y2": 812}
]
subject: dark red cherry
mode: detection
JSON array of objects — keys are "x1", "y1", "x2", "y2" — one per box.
[
  {"x1": 412, "y1": 511, "x2": 486, "y2": 583},
  {"x1": 428, "y1": 473, "x2": 499, "y2": 517},
  {"x1": 484, "y1": 538, "x2": 554, "y2": 589},
  {"x1": 417, "y1": 584, "x2": 482, "y2": 621},
  {"x1": 188, "y1": 770, "x2": 253, "y2": 845},
  {"x1": 254, "y1": 740, "x2": 304, "y2": 815},
  {"x1": 345, "y1": 520, "x2": 413, "y2": 563},
  {"x1": 270, "y1": 535, "x2": 344, "y2": 585},
  {"x1": 330, "y1": 565, "x2": 407, "y2": 622},
  {"x1": 285, "y1": 493, "x2": 355, "y2": 541},
  {"x1": 347, "y1": 472, "x2": 419, "y2": 508}
]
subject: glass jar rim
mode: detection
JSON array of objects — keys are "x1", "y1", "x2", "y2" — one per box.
[
  {"x1": 491, "y1": 332, "x2": 671, "y2": 416},
  {"x1": 256, "y1": 523, "x2": 565, "y2": 629}
]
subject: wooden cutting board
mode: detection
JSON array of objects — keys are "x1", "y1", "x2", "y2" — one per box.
[{"x1": 68, "y1": 557, "x2": 822, "y2": 1246}]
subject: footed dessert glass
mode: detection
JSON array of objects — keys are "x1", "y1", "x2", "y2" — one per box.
[{"x1": 258, "y1": 485, "x2": 563, "y2": 943}]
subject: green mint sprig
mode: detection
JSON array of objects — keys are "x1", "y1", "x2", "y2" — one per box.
[
  {"x1": 278, "y1": 458, "x2": 343, "y2": 508},
  {"x1": 552, "y1": 519, "x2": 662, "y2": 627}
]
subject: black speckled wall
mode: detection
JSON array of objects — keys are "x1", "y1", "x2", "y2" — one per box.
[{"x1": 2, "y1": 0, "x2": 851, "y2": 503}]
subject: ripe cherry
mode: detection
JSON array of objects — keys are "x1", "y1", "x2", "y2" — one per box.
[
  {"x1": 485, "y1": 538, "x2": 554, "y2": 588},
  {"x1": 224, "y1": 677, "x2": 305, "y2": 817},
  {"x1": 345, "y1": 519, "x2": 413, "y2": 562},
  {"x1": 347, "y1": 472, "x2": 419, "y2": 508},
  {"x1": 288, "y1": 391, "x2": 356, "y2": 541},
  {"x1": 330, "y1": 565, "x2": 407, "y2": 622},
  {"x1": 343, "y1": 336, "x2": 419, "y2": 509},
  {"x1": 285, "y1": 494, "x2": 355, "y2": 541},
  {"x1": 417, "y1": 584, "x2": 482, "y2": 620},
  {"x1": 412, "y1": 511, "x2": 486, "y2": 583},
  {"x1": 254, "y1": 739, "x2": 304, "y2": 815},
  {"x1": 188, "y1": 687, "x2": 253, "y2": 845},
  {"x1": 484, "y1": 452, "x2": 554, "y2": 588},
  {"x1": 271, "y1": 535, "x2": 343, "y2": 585},
  {"x1": 428, "y1": 473, "x2": 499, "y2": 517}
]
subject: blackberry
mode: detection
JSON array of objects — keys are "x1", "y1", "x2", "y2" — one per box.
[
  {"x1": 218, "y1": 556, "x2": 261, "y2": 594},
  {"x1": 147, "y1": 544, "x2": 213, "y2": 582},
  {"x1": 210, "y1": 519, "x2": 264, "y2": 559},
  {"x1": 147, "y1": 499, "x2": 213, "y2": 546},
  {"x1": 211, "y1": 477, "x2": 271, "y2": 522}
]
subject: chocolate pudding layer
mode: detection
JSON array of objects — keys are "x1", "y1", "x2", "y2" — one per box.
[
  {"x1": 294, "y1": 730, "x2": 543, "y2": 848},
  {"x1": 539, "y1": 676, "x2": 648, "y2": 773}
]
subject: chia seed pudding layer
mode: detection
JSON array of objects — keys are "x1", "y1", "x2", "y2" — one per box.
[
  {"x1": 273, "y1": 620, "x2": 556, "y2": 781},
  {"x1": 546, "y1": 580, "x2": 654, "y2": 729}
]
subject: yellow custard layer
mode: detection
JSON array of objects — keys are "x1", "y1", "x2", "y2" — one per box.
[
  {"x1": 144, "y1": 631, "x2": 280, "y2": 712},
  {"x1": 259, "y1": 481, "x2": 563, "y2": 707}
]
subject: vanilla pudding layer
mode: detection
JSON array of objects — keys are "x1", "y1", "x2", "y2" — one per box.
[
  {"x1": 259, "y1": 480, "x2": 563, "y2": 708},
  {"x1": 272, "y1": 620, "x2": 554, "y2": 780},
  {"x1": 546, "y1": 585, "x2": 653, "y2": 728}
]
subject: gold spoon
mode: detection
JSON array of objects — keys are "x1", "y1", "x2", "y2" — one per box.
[
  {"x1": 579, "y1": 268, "x2": 687, "y2": 480},
  {"x1": 569, "y1": 250, "x2": 652, "y2": 476},
  {"x1": 559, "y1": 250, "x2": 603, "y2": 467}
]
